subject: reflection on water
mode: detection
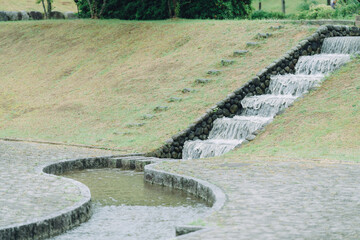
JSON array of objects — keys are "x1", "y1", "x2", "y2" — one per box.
[{"x1": 53, "y1": 169, "x2": 209, "y2": 240}]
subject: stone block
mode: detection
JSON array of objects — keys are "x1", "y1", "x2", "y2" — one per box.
[
  {"x1": 233, "y1": 50, "x2": 249, "y2": 57},
  {"x1": 28, "y1": 11, "x2": 43, "y2": 20},
  {"x1": 195, "y1": 78, "x2": 212, "y2": 84},
  {"x1": 207, "y1": 69, "x2": 221, "y2": 75},
  {"x1": 64, "y1": 12, "x2": 77, "y2": 19},
  {"x1": 221, "y1": 59, "x2": 235, "y2": 66},
  {"x1": 0, "y1": 11, "x2": 8, "y2": 21},
  {"x1": 50, "y1": 11, "x2": 65, "y2": 19}
]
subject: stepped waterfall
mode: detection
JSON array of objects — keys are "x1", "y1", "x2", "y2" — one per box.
[{"x1": 182, "y1": 36, "x2": 360, "y2": 160}]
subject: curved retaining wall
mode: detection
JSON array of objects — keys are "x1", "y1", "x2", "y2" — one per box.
[
  {"x1": 147, "y1": 25, "x2": 360, "y2": 159},
  {"x1": 0, "y1": 155, "x2": 226, "y2": 239}
]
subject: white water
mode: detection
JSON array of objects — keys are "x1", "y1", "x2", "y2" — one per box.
[
  {"x1": 182, "y1": 139, "x2": 244, "y2": 160},
  {"x1": 209, "y1": 116, "x2": 273, "y2": 140},
  {"x1": 321, "y1": 37, "x2": 360, "y2": 54},
  {"x1": 295, "y1": 54, "x2": 350, "y2": 75},
  {"x1": 182, "y1": 36, "x2": 359, "y2": 160},
  {"x1": 270, "y1": 74, "x2": 324, "y2": 96},
  {"x1": 241, "y1": 95, "x2": 297, "y2": 117}
]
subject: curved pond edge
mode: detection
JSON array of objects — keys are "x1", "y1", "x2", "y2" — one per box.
[
  {"x1": 0, "y1": 155, "x2": 226, "y2": 239},
  {"x1": 144, "y1": 162, "x2": 226, "y2": 236}
]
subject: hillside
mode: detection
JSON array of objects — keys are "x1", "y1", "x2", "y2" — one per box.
[
  {"x1": 0, "y1": 0, "x2": 76, "y2": 12},
  {"x1": 0, "y1": 20, "x2": 317, "y2": 153}
]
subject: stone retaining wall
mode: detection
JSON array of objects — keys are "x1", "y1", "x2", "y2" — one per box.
[
  {"x1": 0, "y1": 11, "x2": 76, "y2": 21},
  {"x1": 147, "y1": 25, "x2": 360, "y2": 159}
]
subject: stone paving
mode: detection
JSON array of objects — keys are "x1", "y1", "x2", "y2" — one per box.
[
  {"x1": 0, "y1": 140, "x2": 115, "y2": 228},
  {"x1": 2, "y1": 139, "x2": 360, "y2": 239},
  {"x1": 158, "y1": 158, "x2": 360, "y2": 239}
]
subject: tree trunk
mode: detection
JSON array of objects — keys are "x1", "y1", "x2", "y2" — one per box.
[
  {"x1": 172, "y1": 0, "x2": 177, "y2": 18},
  {"x1": 259, "y1": 1, "x2": 262, "y2": 10},
  {"x1": 282, "y1": 0, "x2": 285, "y2": 14},
  {"x1": 327, "y1": 0, "x2": 331, "y2": 5},
  {"x1": 86, "y1": 0, "x2": 94, "y2": 18},
  {"x1": 99, "y1": 0, "x2": 107, "y2": 18},
  {"x1": 167, "y1": 0, "x2": 172, "y2": 18},
  {"x1": 40, "y1": 0, "x2": 48, "y2": 19},
  {"x1": 47, "y1": 0, "x2": 52, "y2": 19}
]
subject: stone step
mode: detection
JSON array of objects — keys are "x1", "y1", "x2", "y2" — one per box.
[
  {"x1": 207, "y1": 69, "x2": 222, "y2": 75},
  {"x1": 233, "y1": 50, "x2": 249, "y2": 57},
  {"x1": 195, "y1": 78, "x2": 213, "y2": 84},
  {"x1": 221, "y1": 59, "x2": 235, "y2": 66}
]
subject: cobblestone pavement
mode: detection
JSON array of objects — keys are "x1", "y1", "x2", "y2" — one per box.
[
  {"x1": 0, "y1": 140, "x2": 115, "y2": 228},
  {"x1": 2, "y1": 139, "x2": 360, "y2": 239},
  {"x1": 157, "y1": 158, "x2": 360, "y2": 239}
]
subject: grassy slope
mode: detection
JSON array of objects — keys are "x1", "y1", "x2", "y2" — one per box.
[
  {"x1": 0, "y1": 0, "x2": 76, "y2": 12},
  {"x1": 226, "y1": 58, "x2": 360, "y2": 162},
  {"x1": 251, "y1": 0, "x2": 329, "y2": 14},
  {"x1": 0, "y1": 20, "x2": 315, "y2": 153}
]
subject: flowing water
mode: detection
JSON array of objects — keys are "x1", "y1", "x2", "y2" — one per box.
[
  {"x1": 53, "y1": 169, "x2": 209, "y2": 240},
  {"x1": 182, "y1": 36, "x2": 359, "y2": 160}
]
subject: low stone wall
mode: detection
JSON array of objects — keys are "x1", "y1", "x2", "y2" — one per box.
[
  {"x1": 0, "y1": 11, "x2": 76, "y2": 21},
  {"x1": 147, "y1": 25, "x2": 360, "y2": 159}
]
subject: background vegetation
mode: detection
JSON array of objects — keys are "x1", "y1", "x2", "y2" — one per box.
[{"x1": 76, "y1": 0, "x2": 252, "y2": 20}]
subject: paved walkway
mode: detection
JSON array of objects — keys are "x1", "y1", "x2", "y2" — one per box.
[
  {"x1": 2, "y1": 140, "x2": 360, "y2": 239},
  {"x1": 0, "y1": 140, "x2": 115, "y2": 228},
  {"x1": 159, "y1": 158, "x2": 360, "y2": 239}
]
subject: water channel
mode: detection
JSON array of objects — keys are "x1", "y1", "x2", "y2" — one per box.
[
  {"x1": 53, "y1": 169, "x2": 209, "y2": 240},
  {"x1": 183, "y1": 36, "x2": 360, "y2": 160}
]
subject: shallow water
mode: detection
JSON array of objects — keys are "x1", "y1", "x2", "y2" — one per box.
[{"x1": 53, "y1": 169, "x2": 209, "y2": 240}]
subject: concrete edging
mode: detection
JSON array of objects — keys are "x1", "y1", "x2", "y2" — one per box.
[
  {"x1": 0, "y1": 155, "x2": 225, "y2": 239},
  {"x1": 144, "y1": 161, "x2": 227, "y2": 237}
]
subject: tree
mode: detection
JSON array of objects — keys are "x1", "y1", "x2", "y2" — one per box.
[
  {"x1": 36, "y1": 0, "x2": 53, "y2": 19},
  {"x1": 85, "y1": 0, "x2": 107, "y2": 19},
  {"x1": 282, "y1": 0, "x2": 285, "y2": 14},
  {"x1": 259, "y1": 1, "x2": 262, "y2": 10}
]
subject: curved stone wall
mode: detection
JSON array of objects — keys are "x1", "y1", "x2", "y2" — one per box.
[
  {"x1": 0, "y1": 155, "x2": 225, "y2": 239},
  {"x1": 147, "y1": 25, "x2": 360, "y2": 159}
]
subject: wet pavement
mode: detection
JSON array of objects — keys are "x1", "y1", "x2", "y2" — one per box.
[
  {"x1": 158, "y1": 158, "x2": 360, "y2": 239},
  {"x1": 2, "y1": 139, "x2": 360, "y2": 239},
  {"x1": 0, "y1": 140, "x2": 115, "y2": 228}
]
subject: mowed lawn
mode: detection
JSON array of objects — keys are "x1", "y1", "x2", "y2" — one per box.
[{"x1": 0, "y1": 20, "x2": 316, "y2": 153}]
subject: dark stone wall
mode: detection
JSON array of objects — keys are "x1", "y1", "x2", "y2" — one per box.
[{"x1": 147, "y1": 25, "x2": 360, "y2": 159}]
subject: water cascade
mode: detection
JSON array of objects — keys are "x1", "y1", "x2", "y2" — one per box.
[{"x1": 182, "y1": 36, "x2": 359, "y2": 160}]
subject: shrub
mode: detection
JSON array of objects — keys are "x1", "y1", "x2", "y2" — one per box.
[
  {"x1": 333, "y1": 0, "x2": 360, "y2": 19},
  {"x1": 76, "y1": 0, "x2": 252, "y2": 20},
  {"x1": 297, "y1": 4, "x2": 334, "y2": 19},
  {"x1": 250, "y1": 10, "x2": 287, "y2": 19},
  {"x1": 297, "y1": 0, "x2": 319, "y2": 11}
]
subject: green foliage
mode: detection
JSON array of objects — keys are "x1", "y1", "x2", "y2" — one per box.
[
  {"x1": 333, "y1": 0, "x2": 360, "y2": 18},
  {"x1": 297, "y1": 0, "x2": 319, "y2": 11},
  {"x1": 250, "y1": 10, "x2": 288, "y2": 19},
  {"x1": 76, "y1": 0, "x2": 252, "y2": 19},
  {"x1": 296, "y1": 0, "x2": 360, "y2": 19}
]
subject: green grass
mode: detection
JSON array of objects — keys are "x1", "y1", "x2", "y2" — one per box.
[
  {"x1": 226, "y1": 57, "x2": 360, "y2": 162},
  {"x1": 0, "y1": 19, "x2": 315, "y2": 153},
  {"x1": 251, "y1": 0, "x2": 329, "y2": 14}
]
